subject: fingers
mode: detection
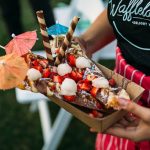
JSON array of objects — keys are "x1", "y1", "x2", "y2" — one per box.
[
  {"x1": 106, "y1": 126, "x2": 137, "y2": 140},
  {"x1": 106, "y1": 121, "x2": 150, "y2": 142},
  {"x1": 118, "y1": 99, "x2": 150, "y2": 123},
  {"x1": 90, "y1": 128, "x2": 97, "y2": 132}
]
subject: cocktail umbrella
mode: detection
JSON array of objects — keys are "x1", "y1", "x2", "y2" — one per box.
[
  {"x1": 0, "y1": 53, "x2": 28, "y2": 90},
  {"x1": 47, "y1": 22, "x2": 68, "y2": 48},
  {"x1": 5, "y1": 31, "x2": 37, "y2": 56},
  {"x1": 47, "y1": 22, "x2": 68, "y2": 35}
]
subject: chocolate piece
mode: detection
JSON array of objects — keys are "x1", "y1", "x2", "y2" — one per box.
[
  {"x1": 35, "y1": 79, "x2": 49, "y2": 94},
  {"x1": 62, "y1": 92, "x2": 105, "y2": 111}
]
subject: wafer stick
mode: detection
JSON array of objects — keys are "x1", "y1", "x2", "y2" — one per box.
[
  {"x1": 55, "y1": 16, "x2": 80, "y2": 65},
  {"x1": 36, "y1": 10, "x2": 53, "y2": 62}
]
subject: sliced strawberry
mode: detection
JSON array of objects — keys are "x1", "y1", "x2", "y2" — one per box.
[
  {"x1": 90, "y1": 87, "x2": 99, "y2": 98},
  {"x1": 70, "y1": 70, "x2": 83, "y2": 82},
  {"x1": 53, "y1": 75, "x2": 63, "y2": 83},
  {"x1": 78, "y1": 81, "x2": 91, "y2": 91},
  {"x1": 91, "y1": 110, "x2": 103, "y2": 117},
  {"x1": 70, "y1": 71, "x2": 78, "y2": 81},
  {"x1": 55, "y1": 48, "x2": 60, "y2": 54},
  {"x1": 32, "y1": 60, "x2": 39, "y2": 66},
  {"x1": 67, "y1": 54, "x2": 76, "y2": 66},
  {"x1": 96, "y1": 102, "x2": 103, "y2": 109},
  {"x1": 50, "y1": 85, "x2": 56, "y2": 91},
  {"x1": 50, "y1": 72, "x2": 57, "y2": 79},
  {"x1": 91, "y1": 110, "x2": 99, "y2": 118},
  {"x1": 42, "y1": 59, "x2": 49, "y2": 64},
  {"x1": 76, "y1": 72, "x2": 83, "y2": 81},
  {"x1": 63, "y1": 95, "x2": 76, "y2": 102},
  {"x1": 39, "y1": 59, "x2": 49, "y2": 68},
  {"x1": 62, "y1": 73, "x2": 70, "y2": 80},
  {"x1": 109, "y1": 78, "x2": 116, "y2": 86},
  {"x1": 43, "y1": 68, "x2": 51, "y2": 78},
  {"x1": 34, "y1": 65, "x2": 43, "y2": 73}
]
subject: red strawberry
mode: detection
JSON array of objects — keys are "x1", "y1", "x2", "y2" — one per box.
[
  {"x1": 91, "y1": 110, "x2": 99, "y2": 118},
  {"x1": 70, "y1": 71, "x2": 83, "y2": 82},
  {"x1": 76, "y1": 72, "x2": 83, "y2": 81},
  {"x1": 96, "y1": 102, "x2": 103, "y2": 109},
  {"x1": 42, "y1": 59, "x2": 48, "y2": 64},
  {"x1": 62, "y1": 73, "x2": 70, "y2": 80},
  {"x1": 55, "y1": 48, "x2": 60, "y2": 54},
  {"x1": 70, "y1": 71, "x2": 78, "y2": 81},
  {"x1": 43, "y1": 68, "x2": 51, "y2": 78},
  {"x1": 32, "y1": 60, "x2": 39, "y2": 66},
  {"x1": 50, "y1": 85, "x2": 56, "y2": 91},
  {"x1": 90, "y1": 87, "x2": 99, "y2": 97},
  {"x1": 63, "y1": 95, "x2": 76, "y2": 102},
  {"x1": 109, "y1": 78, "x2": 116, "y2": 86},
  {"x1": 67, "y1": 54, "x2": 76, "y2": 66},
  {"x1": 50, "y1": 72, "x2": 57, "y2": 79},
  {"x1": 78, "y1": 81, "x2": 91, "y2": 91},
  {"x1": 91, "y1": 110, "x2": 103, "y2": 117},
  {"x1": 39, "y1": 60, "x2": 49, "y2": 68},
  {"x1": 34, "y1": 65, "x2": 43, "y2": 73},
  {"x1": 53, "y1": 75, "x2": 63, "y2": 83}
]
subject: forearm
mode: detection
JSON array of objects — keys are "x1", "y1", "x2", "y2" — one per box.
[{"x1": 80, "y1": 9, "x2": 116, "y2": 54}]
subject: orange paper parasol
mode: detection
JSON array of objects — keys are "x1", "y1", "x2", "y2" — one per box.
[
  {"x1": 0, "y1": 53, "x2": 28, "y2": 90},
  {"x1": 5, "y1": 31, "x2": 37, "y2": 56}
]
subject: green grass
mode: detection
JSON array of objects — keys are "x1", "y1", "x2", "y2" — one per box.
[{"x1": 0, "y1": 0, "x2": 115, "y2": 149}]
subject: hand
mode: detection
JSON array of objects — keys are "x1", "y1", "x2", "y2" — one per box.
[
  {"x1": 73, "y1": 36, "x2": 93, "y2": 58},
  {"x1": 105, "y1": 99, "x2": 150, "y2": 142}
]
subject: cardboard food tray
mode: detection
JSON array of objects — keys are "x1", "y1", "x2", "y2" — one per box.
[{"x1": 47, "y1": 63, "x2": 144, "y2": 132}]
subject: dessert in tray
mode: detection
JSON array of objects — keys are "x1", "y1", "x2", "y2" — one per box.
[
  {"x1": 20, "y1": 38, "x2": 130, "y2": 113},
  {"x1": 0, "y1": 10, "x2": 144, "y2": 131},
  {"x1": 0, "y1": 10, "x2": 131, "y2": 116},
  {"x1": 17, "y1": 10, "x2": 131, "y2": 114}
]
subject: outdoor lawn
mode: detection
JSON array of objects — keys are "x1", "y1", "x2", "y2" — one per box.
[{"x1": 0, "y1": 0, "x2": 114, "y2": 149}]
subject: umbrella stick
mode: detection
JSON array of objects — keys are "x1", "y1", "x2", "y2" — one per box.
[
  {"x1": 36, "y1": 10, "x2": 53, "y2": 63},
  {"x1": 55, "y1": 16, "x2": 80, "y2": 65},
  {"x1": 0, "y1": 45, "x2": 5, "y2": 50}
]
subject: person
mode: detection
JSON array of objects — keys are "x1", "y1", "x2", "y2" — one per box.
[
  {"x1": 0, "y1": 0, "x2": 55, "y2": 35},
  {"x1": 77, "y1": 0, "x2": 150, "y2": 149}
]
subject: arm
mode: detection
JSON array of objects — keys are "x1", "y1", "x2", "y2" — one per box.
[{"x1": 79, "y1": 9, "x2": 116, "y2": 55}]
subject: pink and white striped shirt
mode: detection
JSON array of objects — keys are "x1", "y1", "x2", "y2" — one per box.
[{"x1": 96, "y1": 47, "x2": 150, "y2": 150}]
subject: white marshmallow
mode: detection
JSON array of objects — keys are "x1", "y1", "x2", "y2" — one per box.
[
  {"x1": 92, "y1": 77, "x2": 109, "y2": 88},
  {"x1": 118, "y1": 89, "x2": 130, "y2": 100},
  {"x1": 76, "y1": 57, "x2": 91, "y2": 68},
  {"x1": 61, "y1": 78, "x2": 77, "y2": 95},
  {"x1": 57, "y1": 63, "x2": 72, "y2": 76},
  {"x1": 27, "y1": 68, "x2": 42, "y2": 81}
]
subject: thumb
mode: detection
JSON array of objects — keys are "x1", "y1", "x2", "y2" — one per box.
[{"x1": 118, "y1": 98, "x2": 150, "y2": 123}]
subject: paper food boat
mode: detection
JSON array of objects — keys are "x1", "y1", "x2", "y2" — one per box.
[{"x1": 39, "y1": 63, "x2": 144, "y2": 132}]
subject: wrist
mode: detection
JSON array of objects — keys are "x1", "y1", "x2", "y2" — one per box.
[
  {"x1": 78, "y1": 36, "x2": 93, "y2": 58},
  {"x1": 79, "y1": 34, "x2": 95, "y2": 54},
  {"x1": 78, "y1": 36, "x2": 87, "y2": 50}
]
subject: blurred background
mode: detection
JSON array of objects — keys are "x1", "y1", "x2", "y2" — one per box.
[{"x1": 0, "y1": 0, "x2": 115, "y2": 149}]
